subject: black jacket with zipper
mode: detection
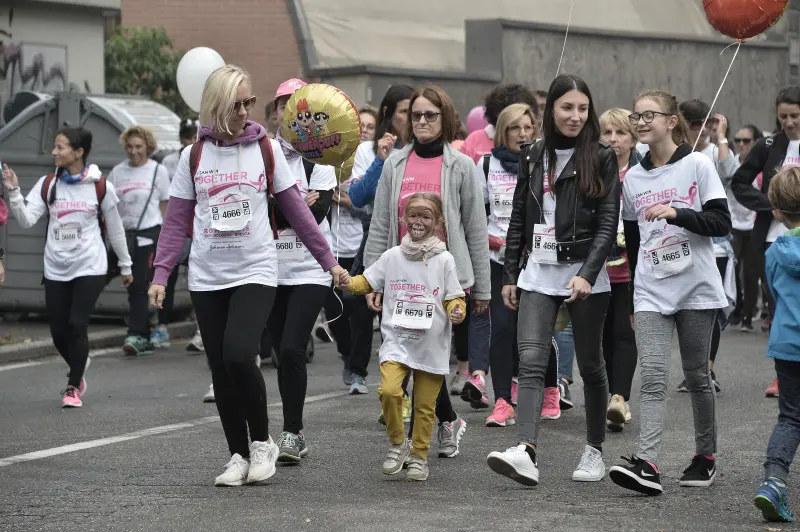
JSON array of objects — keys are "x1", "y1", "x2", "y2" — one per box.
[
  {"x1": 503, "y1": 139, "x2": 620, "y2": 286},
  {"x1": 731, "y1": 131, "x2": 788, "y2": 249}
]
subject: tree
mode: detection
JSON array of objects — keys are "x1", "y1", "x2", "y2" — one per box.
[{"x1": 105, "y1": 26, "x2": 195, "y2": 119}]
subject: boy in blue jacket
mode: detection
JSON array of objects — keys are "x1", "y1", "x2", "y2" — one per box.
[{"x1": 754, "y1": 166, "x2": 800, "y2": 522}]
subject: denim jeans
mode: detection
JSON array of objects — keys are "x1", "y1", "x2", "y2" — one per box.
[
  {"x1": 556, "y1": 322, "x2": 575, "y2": 384},
  {"x1": 765, "y1": 358, "x2": 800, "y2": 482}
]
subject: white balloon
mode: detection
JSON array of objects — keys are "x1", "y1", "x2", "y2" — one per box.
[{"x1": 176, "y1": 47, "x2": 225, "y2": 113}]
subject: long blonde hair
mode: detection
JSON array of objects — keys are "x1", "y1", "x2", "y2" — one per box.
[{"x1": 199, "y1": 64, "x2": 250, "y2": 136}]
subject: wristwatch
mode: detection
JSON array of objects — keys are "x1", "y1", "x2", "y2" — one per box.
[{"x1": 718, "y1": 138, "x2": 728, "y2": 145}]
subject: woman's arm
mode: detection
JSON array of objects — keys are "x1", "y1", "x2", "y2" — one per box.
[
  {"x1": 7, "y1": 178, "x2": 47, "y2": 229},
  {"x1": 350, "y1": 156, "x2": 385, "y2": 208},
  {"x1": 576, "y1": 148, "x2": 620, "y2": 285},
  {"x1": 274, "y1": 185, "x2": 337, "y2": 271},
  {"x1": 668, "y1": 199, "x2": 731, "y2": 237},
  {"x1": 363, "y1": 162, "x2": 393, "y2": 268},
  {"x1": 459, "y1": 160, "x2": 491, "y2": 300},
  {"x1": 152, "y1": 197, "x2": 195, "y2": 286},
  {"x1": 731, "y1": 138, "x2": 773, "y2": 212},
  {"x1": 103, "y1": 205, "x2": 133, "y2": 276}
]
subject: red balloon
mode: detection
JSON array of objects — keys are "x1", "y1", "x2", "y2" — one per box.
[{"x1": 704, "y1": 0, "x2": 789, "y2": 40}]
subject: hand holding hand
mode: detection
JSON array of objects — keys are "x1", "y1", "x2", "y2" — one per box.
[
  {"x1": 449, "y1": 304, "x2": 465, "y2": 324},
  {"x1": 366, "y1": 292, "x2": 383, "y2": 312},
  {"x1": 121, "y1": 274, "x2": 133, "y2": 288},
  {"x1": 472, "y1": 299, "x2": 489, "y2": 314},
  {"x1": 565, "y1": 276, "x2": 591, "y2": 303},
  {"x1": 330, "y1": 265, "x2": 350, "y2": 288},
  {"x1": 644, "y1": 204, "x2": 677, "y2": 222},
  {"x1": 501, "y1": 284, "x2": 518, "y2": 311},
  {"x1": 305, "y1": 190, "x2": 320, "y2": 207}
]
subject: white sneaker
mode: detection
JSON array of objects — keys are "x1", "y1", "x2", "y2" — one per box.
[
  {"x1": 246, "y1": 438, "x2": 278, "y2": 484},
  {"x1": 203, "y1": 384, "x2": 215, "y2": 403},
  {"x1": 214, "y1": 453, "x2": 249, "y2": 486},
  {"x1": 572, "y1": 445, "x2": 605, "y2": 482},
  {"x1": 187, "y1": 330, "x2": 204, "y2": 353},
  {"x1": 487, "y1": 444, "x2": 539, "y2": 486}
]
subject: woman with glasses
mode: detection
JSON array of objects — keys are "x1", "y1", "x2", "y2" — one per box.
[
  {"x1": 729, "y1": 125, "x2": 764, "y2": 332},
  {"x1": 364, "y1": 84, "x2": 491, "y2": 459},
  {"x1": 148, "y1": 65, "x2": 349, "y2": 487},
  {"x1": 486, "y1": 74, "x2": 619, "y2": 487}
]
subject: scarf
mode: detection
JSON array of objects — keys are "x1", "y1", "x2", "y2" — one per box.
[
  {"x1": 197, "y1": 120, "x2": 266, "y2": 147},
  {"x1": 275, "y1": 129, "x2": 300, "y2": 160},
  {"x1": 413, "y1": 137, "x2": 445, "y2": 159},
  {"x1": 400, "y1": 233, "x2": 446, "y2": 265},
  {"x1": 491, "y1": 146, "x2": 520, "y2": 174},
  {"x1": 56, "y1": 163, "x2": 101, "y2": 184}
]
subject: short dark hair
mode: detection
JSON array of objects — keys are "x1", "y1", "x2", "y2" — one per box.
[
  {"x1": 740, "y1": 124, "x2": 764, "y2": 142},
  {"x1": 373, "y1": 84, "x2": 414, "y2": 154},
  {"x1": 679, "y1": 99, "x2": 711, "y2": 124},
  {"x1": 535, "y1": 90, "x2": 548, "y2": 99},
  {"x1": 483, "y1": 83, "x2": 537, "y2": 127},
  {"x1": 55, "y1": 127, "x2": 92, "y2": 164},
  {"x1": 407, "y1": 85, "x2": 459, "y2": 144}
]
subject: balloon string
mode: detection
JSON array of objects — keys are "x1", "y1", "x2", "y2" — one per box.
[
  {"x1": 556, "y1": 0, "x2": 575, "y2": 77},
  {"x1": 323, "y1": 163, "x2": 345, "y2": 327},
  {"x1": 693, "y1": 40, "x2": 742, "y2": 152}
]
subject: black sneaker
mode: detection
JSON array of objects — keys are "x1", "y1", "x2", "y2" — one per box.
[
  {"x1": 676, "y1": 380, "x2": 689, "y2": 393},
  {"x1": 609, "y1": 455, "x2": 663, "y2": 496},
  {"x1": 277, "y1": 431, "x2": 309, "y2": 464},
  {"x1": 558, "y1": 380, "x2": 574, "y2": 410},
  {"x1": 740, "y1": 318, "x2": 754, "y2": 333},
  {"x1": 679, "y1": 455, "x2": 716, "y2": 487}
]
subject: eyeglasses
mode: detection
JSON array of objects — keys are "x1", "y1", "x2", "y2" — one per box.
[
  {"x1": 233, "y1": 96, "x2": 257, "y2": 113},
  {"x1": 411, "y1": 111, "x2": 442, "y2": 123},
  {"x1": 628, "y1": 111, "x2": 674, "y2": 125},
  {"x1": 734, "y1": 137, "x2": 753, "y2": 144}
]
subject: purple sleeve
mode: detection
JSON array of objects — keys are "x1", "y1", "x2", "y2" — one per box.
[
  {"x1": 275, "y1": 185, "x2": 337, "y2": 272},
  {"x1": 152, "y1": 197, "x2": 195, "y2": 286}
]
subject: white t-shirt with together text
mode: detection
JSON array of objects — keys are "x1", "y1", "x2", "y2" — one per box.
[
  {"x1": 277, "y1": 158, "x2": 336, "y2": 286},
  {"x1": 622, "y1": 152, "x2": 728, "y2": 314},
  {"x1": 169, "y1": 138, "x2": 295, "y2": 291},
  {"x1": 107, "y1": 159, "x2": 170, "y2": 246},
  {"x1": 364, "y1": 247, "x2": 464, "y2": 375},
  {"x1": 480, "y1": 155, "x2": 515, "y2": 265},
  {"x1": 767, "y1": 140, "x2": 800, "y2": 242}
]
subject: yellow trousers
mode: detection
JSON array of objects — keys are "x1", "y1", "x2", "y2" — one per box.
[{"x1": 378, "y1": 361, "x2": 443, "y2": 461}]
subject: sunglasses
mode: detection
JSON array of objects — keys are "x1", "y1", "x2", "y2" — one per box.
[
  {"x1": 734, "y1": 137, "x2": 753, "y2": 144},
  {"x1": 411, "y1": 111, "x2": 442, "y2": 123},
  {"x1": 628, "y1": 111, "x2": 673, "y2": 125},
  {"x1": 233, "y1": 96, "x2": 257, "y2": 113}
]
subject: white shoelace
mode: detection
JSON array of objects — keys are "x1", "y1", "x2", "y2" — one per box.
[
  {"x1": 250, "y1": 443, "x2": 275, "y2": 464},
  {"x1": 577, "y1": 449, "x2": 602, "y2": 472}
]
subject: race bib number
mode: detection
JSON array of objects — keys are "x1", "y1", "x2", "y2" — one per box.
[
  {"x1": 392, "y1": 293, "x2": 435, "y2": 331},
  {"x1": 492, "y1": 192, "x2": 514, "y2": 218},
  {"x1": 52, "y1": 224, "x2": 81, "y2": 251},
  {"x1": 276, "y1": 229, "x2": 304, "y2": 261},
  {"x1": 646, "y1": 235, "x2": 692, "y2": 278},
  {"x1": 209, "y1": 192, "x2": 252, "y2": 232},
  {"x1": 530, "y1": 224, "x2": 558, "y2": 264}
]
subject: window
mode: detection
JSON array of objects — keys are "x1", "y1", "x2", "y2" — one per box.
[{"x1": 103, "y1": 11, "x2": 121, "y2": 41}]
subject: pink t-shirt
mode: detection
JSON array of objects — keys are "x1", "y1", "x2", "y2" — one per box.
[
  {"x1": 607, "y1": 166, "x2": 630, "y2": 284},
  {"x1": 460, "y1": 127, "x2": 494, "y2": 164},
  {"x1": 398, "y1": 152, "x2": 443, "y2": 240}
]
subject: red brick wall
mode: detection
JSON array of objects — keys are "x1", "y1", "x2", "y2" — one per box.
[{"x1": 121, "y1": 0, "x2": 304, "y2": 126}]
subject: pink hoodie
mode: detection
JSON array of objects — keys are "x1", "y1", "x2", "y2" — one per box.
[{"x1": 460, "y1": 126, "x2": 495, "y2": 164}]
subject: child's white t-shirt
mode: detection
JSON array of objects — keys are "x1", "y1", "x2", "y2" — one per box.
[{"x1": 363, "y1": 247, "x2": 464, "y2": 375}]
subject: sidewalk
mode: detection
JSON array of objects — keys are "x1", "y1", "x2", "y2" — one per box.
[{"x1": 0, "y1": 316, "x2": 196, "y2": 364}]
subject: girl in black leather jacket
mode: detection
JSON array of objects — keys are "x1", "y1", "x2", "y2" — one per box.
[{"x1": 486, "y1": 74, "x2": 619, "y2": 488}]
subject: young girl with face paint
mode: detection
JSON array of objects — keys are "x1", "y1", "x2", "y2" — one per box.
[
  {"x1": 609, "y1": 90, "x2": 731, "y2": 496},
  {"x1": 345, "y1": 192, "x2": 466, "y2": 482}
]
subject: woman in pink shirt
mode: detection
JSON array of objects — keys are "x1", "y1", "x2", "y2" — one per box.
[
  {"x1": 599, "y1": 108, "x2": 641, "y2": 432},
  {"x1": 460, "y1": 84, "x2": 539, "y2": 165}
]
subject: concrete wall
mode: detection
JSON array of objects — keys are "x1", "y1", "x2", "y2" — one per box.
[
  {"x1": 468, "y1": 20, "x2": 788, "y2": 130},
  {"x1": 0, "y1": 4, "x2": 107, "y2": 123},
  {"x1": 122, "y1": 0, "x2": 304, "y2": 125}
]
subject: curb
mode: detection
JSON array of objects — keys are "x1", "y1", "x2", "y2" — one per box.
[{"x1": 0, "y1": 320, "x2": 197, "y2": 364}]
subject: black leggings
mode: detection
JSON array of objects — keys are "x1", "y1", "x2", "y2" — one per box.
[
  {"x1": 489, "y1": 261, "x2": 519, "y2": 402},
  {"x1": 731, "y1": 229, "x2": 759, "y2": 322},
  {"x1": 159, "y1": 265, "x2": 180, "y2": 325},
  {"x1": 265, "y1": 283, "x2": 329, "y2": 434},
  {"x1": 325, "y1": 257, "x2": 376, "y2": 378},
  {"x1": 603, "y1": 282, "x2": 637, "y2": 400},
  {"x1": 108, "y1": 244, "x2": 154, "y2": 338},
  {"x1": 192, "y1": 284, "x2": 276, "y2": 458},
  {"x1": 44, "y1": 275, "x2": 106, "y2": 388}
]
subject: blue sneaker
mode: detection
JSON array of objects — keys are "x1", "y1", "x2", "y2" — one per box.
[
  {"x1": 123, "y1": 335, "x2": 154, "y2": 356},
  {"x1": 755, "y1": 478, "x2": 795, "y2": 522},
  {"x1": 150, "y1": 326, "x2": 171, "y2": 348}
]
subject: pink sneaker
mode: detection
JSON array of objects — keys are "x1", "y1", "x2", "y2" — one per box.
[
  {"x1": 461, "y1": 374, "x2": 489, "y2": 409},
  {"x1": 79, "y1": 377, "x2": 87, "y2": 395},
  {"x1": 62, "y1": 386, "x2": 82, "y2": 408},
  {"x1": 486, "y1": 398, "x2": 516, "y2": 427},
  {"x1": 511, "y1": 378, "x2": 519, "y2": 406},
  {"x1": 541, "y1": 387, "x2": 561, "y2": 420}
]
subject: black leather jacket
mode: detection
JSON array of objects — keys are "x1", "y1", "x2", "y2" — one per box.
[{"x1": 503, "y1": 139, "x2": 620, "y2": 286}]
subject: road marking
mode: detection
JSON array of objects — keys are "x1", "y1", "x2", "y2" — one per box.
[
  {"x1": 0, "y1": 386, "x2": 375, "y2": 467},
  {"x1": 0, "y1": 347, "x2": 130, "y2": 372}
]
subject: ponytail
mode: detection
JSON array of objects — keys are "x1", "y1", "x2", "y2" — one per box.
[{"x1": 635, "y1": 89, "x2": 687, "y2": 145}]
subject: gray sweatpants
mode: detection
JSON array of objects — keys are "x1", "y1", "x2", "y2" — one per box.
[
  {"x1": 517, "y1": 290, "x2": 610, "y2": 447},
  {"x1": 634, "y1": 310, "x2": 718, "y2": 464}
]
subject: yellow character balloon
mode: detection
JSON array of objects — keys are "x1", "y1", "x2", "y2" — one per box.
[{"x1": 281, "y1": 84, "x2": 361, "y2": 167}]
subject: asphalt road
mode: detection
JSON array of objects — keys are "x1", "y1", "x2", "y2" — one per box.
[{"x1": 0, "y1": 325, "x2": 791, "y2": 531}]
